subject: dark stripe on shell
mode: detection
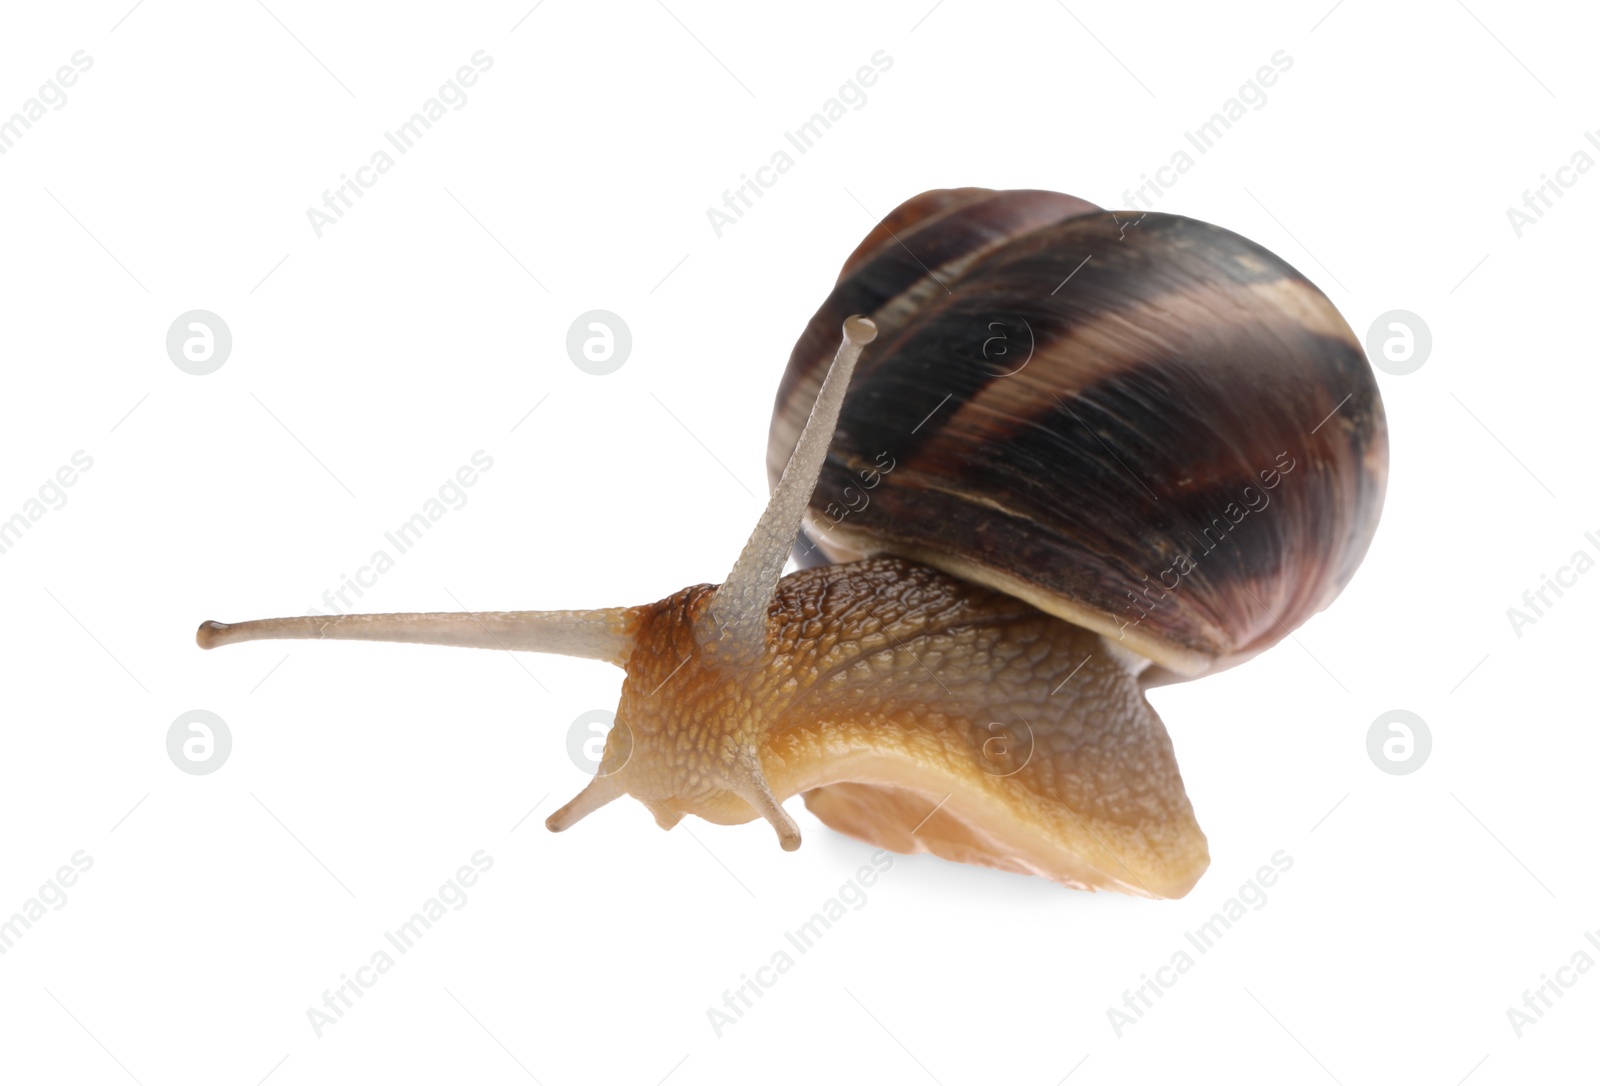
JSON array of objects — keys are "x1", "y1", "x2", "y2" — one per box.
[
  {"x1": 774, "y1": 191, "x2": 1387, "y2": 672},
  {"x1": 769, "y1": 188, "x2": 1098, "y2": 486}
]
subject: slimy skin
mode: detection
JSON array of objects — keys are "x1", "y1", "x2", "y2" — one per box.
[{"x1": 568, "y1": 556, "x2": 1207, "y2": 898}]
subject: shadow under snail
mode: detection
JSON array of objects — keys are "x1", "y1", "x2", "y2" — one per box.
[{"x1": 198, "y1": 187, "x2": 1387, "y2": 899}]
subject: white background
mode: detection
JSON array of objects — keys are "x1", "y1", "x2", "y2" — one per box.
[{"x1": 1, "y1": 0, "x2": 1596, "y2": 1082}]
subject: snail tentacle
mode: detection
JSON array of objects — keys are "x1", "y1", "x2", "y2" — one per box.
[
  {"x1": 702, "y1": 315, "x2": 876, "y2": 662},
  {"x1": 196, "y1": 607, "x2": 639, "y2": 667}
]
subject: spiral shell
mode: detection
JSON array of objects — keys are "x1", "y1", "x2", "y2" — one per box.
[{"x1": 769, "y1": 187, "x2": 1387, "y2": 678}]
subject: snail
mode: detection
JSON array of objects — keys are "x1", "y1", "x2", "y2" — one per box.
[{"x1": 198, "y1": 187, "x2": 1387, "y2": 898}]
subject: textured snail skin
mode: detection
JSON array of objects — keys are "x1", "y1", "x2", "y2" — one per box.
[{"x1": 593, "y1": 557, "x2": 1207, "y2": 898}]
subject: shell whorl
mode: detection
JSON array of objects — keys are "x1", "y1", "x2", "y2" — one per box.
[{"x1": 769, "y1": 188, "x2": 1388, "y2": 678}]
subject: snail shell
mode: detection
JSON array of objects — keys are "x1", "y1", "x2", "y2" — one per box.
[{"x1": 770, "y1": 187, "x2": 1388, "y2": 680}]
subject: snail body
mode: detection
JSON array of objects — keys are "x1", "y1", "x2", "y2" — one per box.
[{"x1": 199, "y1": 187, "x2": 1387, "y2": 898}]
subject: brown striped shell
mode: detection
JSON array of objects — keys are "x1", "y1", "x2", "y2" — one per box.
[{"x1": 769, "y1": 187, "x2": 1388, "y2": 679}]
